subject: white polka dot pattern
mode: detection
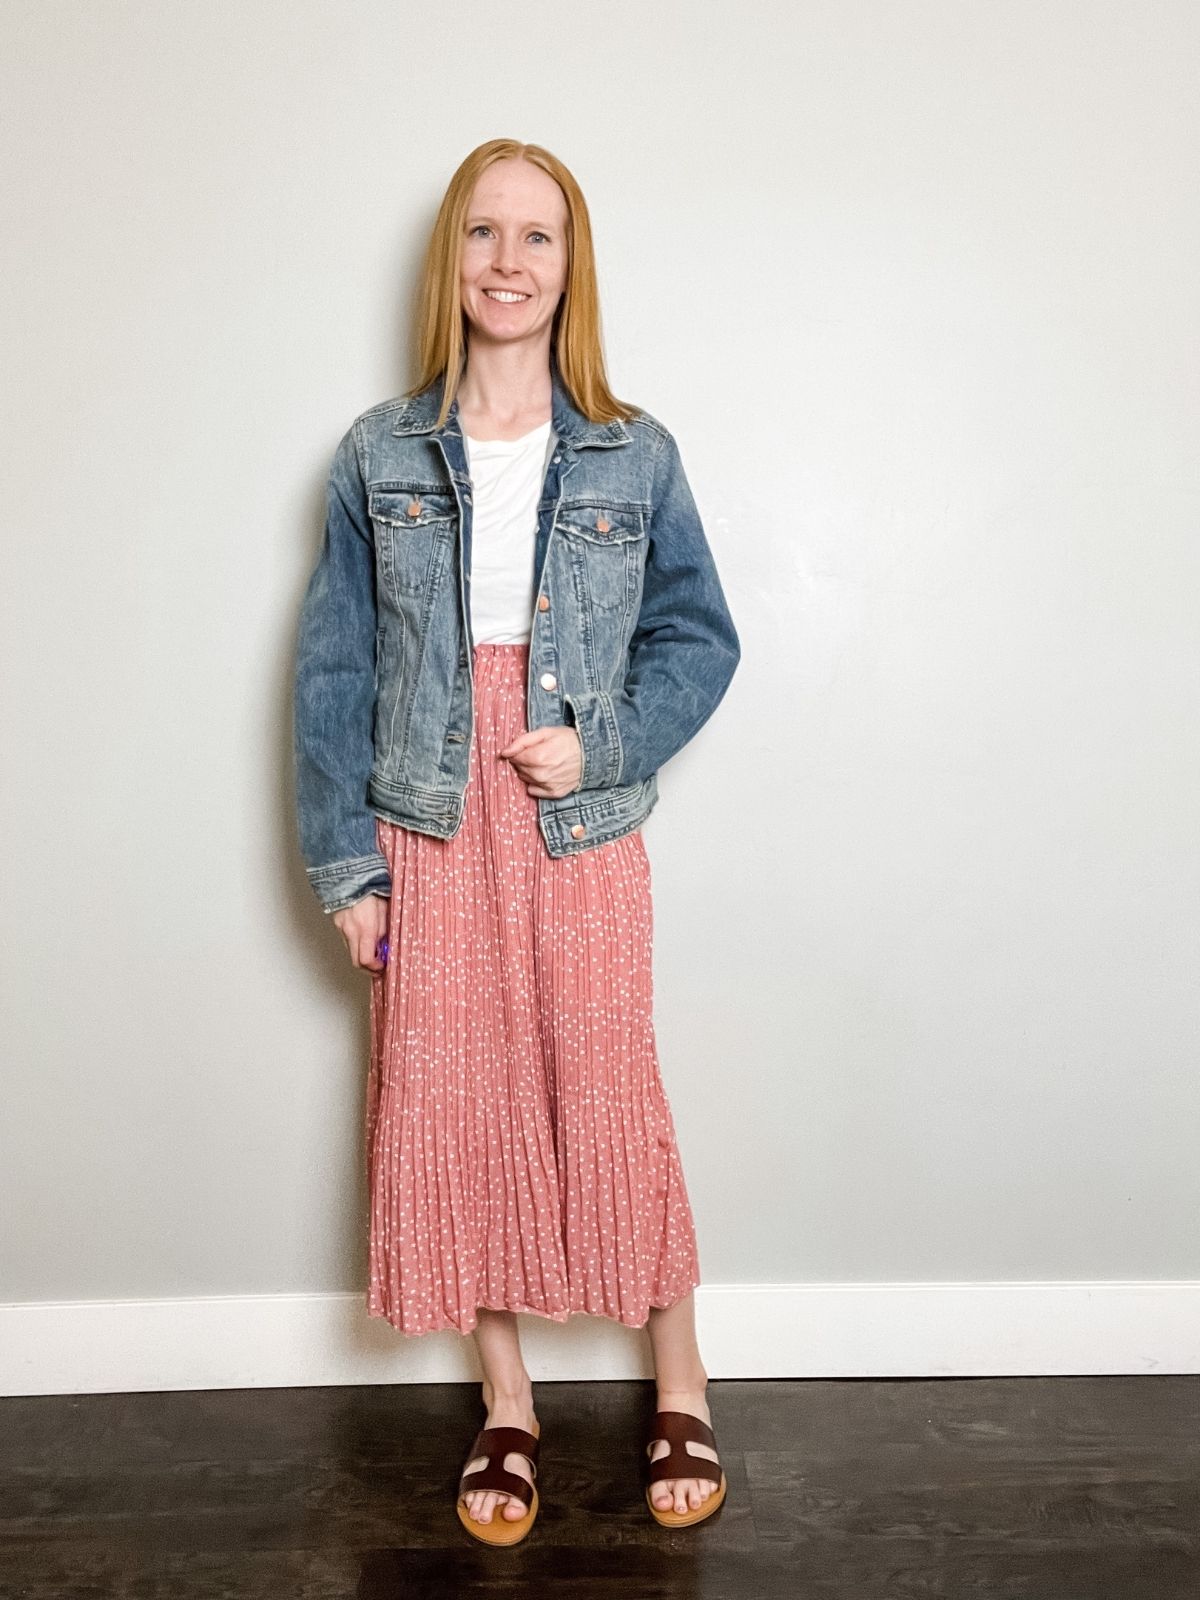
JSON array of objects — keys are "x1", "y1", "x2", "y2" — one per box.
[{"x1": 365, "y1": 642, "x2": 702, "y2": 1337}]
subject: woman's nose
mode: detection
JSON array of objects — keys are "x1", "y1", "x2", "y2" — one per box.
[{"x1": 492, "y1": 236, "x2": 519, "y2": 271}]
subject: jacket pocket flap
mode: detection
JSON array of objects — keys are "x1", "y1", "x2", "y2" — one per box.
[
  {"x1": 556, "y1": 503, "x2": 646, "y2": 543},
  {"x1": 369, "y1": 488, "x2": 457, "y2": 528}
]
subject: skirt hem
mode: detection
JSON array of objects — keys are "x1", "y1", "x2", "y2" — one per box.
[{"x1": 365, "y1": 1273, "x2": 704, "y2": 1339}]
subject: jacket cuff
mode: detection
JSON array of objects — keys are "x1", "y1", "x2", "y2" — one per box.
[
  {"x1": 306, "y1": 852, "x2": 393, "y2": 914},
  {"x1": 563, "y1": 690, "x2": 623, "y2": 790}
]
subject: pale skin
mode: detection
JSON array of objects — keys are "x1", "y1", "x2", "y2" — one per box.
[{"x1": 334, "y1": 155, "x2": 718, "y2": 1523}]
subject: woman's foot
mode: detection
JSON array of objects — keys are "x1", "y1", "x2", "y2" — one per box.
[
  {"x1": 460, "y1": 1382, "x2": 539, "y2": 1525},
  {"x1": 649, "y1": 1386, "x2": 721, "y2": 1516}
]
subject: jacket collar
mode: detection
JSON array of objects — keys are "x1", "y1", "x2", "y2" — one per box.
[{"x1": 390, "y1": 355, "x2": 630, "y2": 449}]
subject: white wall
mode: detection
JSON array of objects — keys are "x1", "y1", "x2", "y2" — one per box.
[{"x1": 2, "y1": 0, "x2": 1197, "y2": 1392}]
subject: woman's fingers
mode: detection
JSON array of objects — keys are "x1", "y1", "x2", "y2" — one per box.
[
  {"x1": 502, "y1": 728, "x2": 582, "y2": 789},
  {"x1": 331, "y1": 893, "x2": 389, "y2": 972},
  {"x1": 508, "y1": 726, "x2": 583, "y2": 798}
]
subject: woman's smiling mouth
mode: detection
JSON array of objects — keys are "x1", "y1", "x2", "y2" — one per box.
[{"x1": 484, "y1": 289, "x2": 530, "y2": 303}]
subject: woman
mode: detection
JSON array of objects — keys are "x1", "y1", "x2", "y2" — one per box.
[{"x1": 292, "y1": 138, "x2": 741, "y2": 1545}]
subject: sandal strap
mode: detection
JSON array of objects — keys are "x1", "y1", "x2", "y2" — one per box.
[
  {"x1": 459, "y1": 1425, "x2": 540, "y2": 1508},
  {"x1": 645, "y1": 1409, "x2": 723, "y2": 1488}
]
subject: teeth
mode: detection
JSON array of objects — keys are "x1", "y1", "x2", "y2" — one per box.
[{"x1": 485, "y1": 289, "x2": 528, "y2": 303}]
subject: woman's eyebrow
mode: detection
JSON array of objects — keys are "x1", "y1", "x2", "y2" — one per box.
[{"x1": 466, "y1": 215, "x2": 556, "y2": 230}]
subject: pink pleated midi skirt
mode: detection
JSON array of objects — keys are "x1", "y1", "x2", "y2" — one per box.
[{"x1": 366, "y1": 641, "x2": 702, "y2": 1337}]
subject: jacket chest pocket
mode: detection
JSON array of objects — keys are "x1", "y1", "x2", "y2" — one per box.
[
  {"x1": 556, "y1": 503, "x2": 646, "y2": 613},
  {"x1": 369, "y1": 488, "x2": 456, "y2": 598}
]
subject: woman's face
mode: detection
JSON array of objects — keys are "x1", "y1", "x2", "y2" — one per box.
[{"x1": 460, "y1": 158, "x2": 568, "y2": 351}]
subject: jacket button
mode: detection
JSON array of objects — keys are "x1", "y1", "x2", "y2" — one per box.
[
  {"x1": 595, "y1": 514, "x2": 611, "y2": 532},
  {"x1": 406, "y1": 499, "x2": 422, "y2": 518},
  {"x1": 537, "y1": 595, "x2": 550, "y2": 611},
  {"x1": 539, "y1": 672, "x2": 557, "y2": 691},
  {"x1": 571, "y1": 824, "x2": 586, "y2": 839}
]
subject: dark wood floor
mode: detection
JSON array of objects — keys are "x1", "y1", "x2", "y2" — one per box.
[{"x1": 2, "y1": 1375, "x2": 1197, "y2": 1598}]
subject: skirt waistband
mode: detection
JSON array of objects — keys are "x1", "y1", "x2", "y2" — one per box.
[{"x1": 472, "y1": 640, "x2": 529, "y2": 686}]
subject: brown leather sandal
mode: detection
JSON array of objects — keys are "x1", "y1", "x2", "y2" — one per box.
[
  {"x1": 456, "y1": 1422, "x2": 541, "y2": 1545},
  {"x1": 645, "y1": 1409, "x2": 727, "y2": 1527}
]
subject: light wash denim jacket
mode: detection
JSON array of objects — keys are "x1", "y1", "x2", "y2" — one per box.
[{"x1": 292, "y1": 358, "x2": 741, "y2": 914}]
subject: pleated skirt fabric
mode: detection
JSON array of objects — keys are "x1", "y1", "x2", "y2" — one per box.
[{"x1": 366, "y1": 641, "x2": 702, "y2": 1337}]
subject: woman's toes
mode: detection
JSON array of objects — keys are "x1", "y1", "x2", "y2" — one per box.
[
  {"x1": 464, "y1": 1485, "x2": 530, "y2": 1522},
  {"x1": 656, "y1": 1477, "x2": 712, "y2": 1512},
  {"x1": 468, "y1": 1490, "x2": 489, "y2": 1522}
]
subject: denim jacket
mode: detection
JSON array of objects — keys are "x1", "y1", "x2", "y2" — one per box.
[{"x1": 292, "y1": 359, "x2": 741, "y2": 914}]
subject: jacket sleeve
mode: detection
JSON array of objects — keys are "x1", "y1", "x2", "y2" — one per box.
[
  {"x1": 292, "y1": 423, "x2": 393, "y2": 914},
  {"x1": 563, "y1": 428, "x2": 741, "y2": 789}
]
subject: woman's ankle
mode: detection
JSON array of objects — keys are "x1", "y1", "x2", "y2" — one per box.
[
  {"x1": 655, "y1": 1374, "x2": 709, "y2": 1400},
  {"x1": 481, "y1": 1375, "x2": 534, "y2": 1406}
]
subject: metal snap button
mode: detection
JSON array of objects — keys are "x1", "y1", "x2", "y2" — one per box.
[
  {"x1": 595, "y1": 513, "x2": 611, "y2": 533},
  {"x1": 570, "y1": 823, "x2": 587, "y2": 839},
  {"x1": 537, "y1": 595, "x2": 550, "y2": 611},
  {"x1": 406, "y1": 499, "x2": 422, "y2": 518},
  {"x1": 539, "y1": 672, "x2": 557, "y2": 691}
]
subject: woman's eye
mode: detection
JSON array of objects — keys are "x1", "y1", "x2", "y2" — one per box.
[{"x1": 467, "y1": 226, "x2": 550, "y2": 243}]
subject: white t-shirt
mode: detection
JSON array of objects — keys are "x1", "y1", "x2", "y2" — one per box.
[{"x1": 463, "y1": 420, "x2": 557, "y2": 645}]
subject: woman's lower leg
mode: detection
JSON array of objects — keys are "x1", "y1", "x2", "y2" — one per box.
[
  {"x1": 461, "y1": 1308, "x2": 539, "y2": 1523},
  {"x1": 644, "y1": 1290, "x2": 719, "y2": 1515}
]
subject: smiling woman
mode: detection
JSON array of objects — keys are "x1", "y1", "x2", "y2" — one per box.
[{"x1": 291, "y1": 137, "x2": 739, "y2": 1547}]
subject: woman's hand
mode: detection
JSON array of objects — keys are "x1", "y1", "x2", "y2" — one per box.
[
  {"x1": 499, "y1": 725, "x2": 584, "y2": 798},
  {"x1": 331, "y1": 891, "x2": 389, "y2": 973}
]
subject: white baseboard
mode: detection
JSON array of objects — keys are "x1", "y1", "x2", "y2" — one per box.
[{"x1": 3, "y1": 1280, "x2": 1199, "y2": 1397}]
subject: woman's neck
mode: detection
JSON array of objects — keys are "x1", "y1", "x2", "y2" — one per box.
[{"x1": 456, "y1": 347, "x2": 553, "y2": 440}]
